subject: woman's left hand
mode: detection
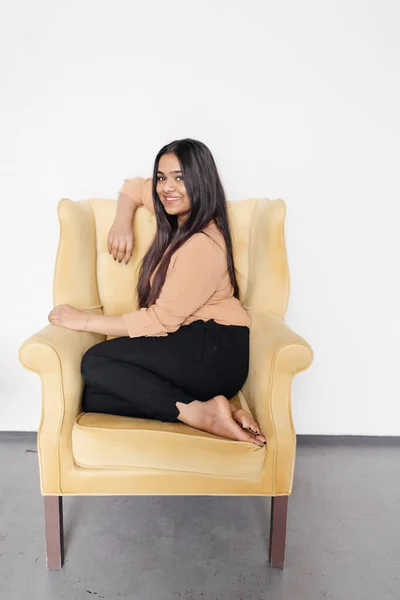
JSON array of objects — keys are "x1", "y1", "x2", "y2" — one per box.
[{"x1": 48, "y1": 304, "x2": 89, "y2": 331}]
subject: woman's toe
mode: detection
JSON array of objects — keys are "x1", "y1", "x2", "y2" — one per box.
[
  {"x1": 244, "y1": 426, "x2": 266, "y2": 444},
  {"x1": 244, "y1": 424, "x2": 261, "y2": 436},
  {"x1": 232, "y1": 409, "x2": 265, "y2": 443}
]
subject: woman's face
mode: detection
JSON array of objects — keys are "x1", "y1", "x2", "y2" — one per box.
[{"x1": 156, "y1": 153, "x2": 191, "y2": 225}]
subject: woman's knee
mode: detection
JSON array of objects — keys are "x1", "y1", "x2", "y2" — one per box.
[{"x1": 81, "y1": 346, "x2": 108, "y2": 381}]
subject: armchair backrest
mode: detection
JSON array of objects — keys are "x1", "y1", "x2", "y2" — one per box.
[{"x1": 53, "y1": 197, "x2": 289, "y2": 322}]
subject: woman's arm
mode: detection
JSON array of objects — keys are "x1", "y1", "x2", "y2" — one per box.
[
  {"x1": 85, "y1": 314, "x2": 128, "y2": 336},
  {"x1": 48, "y1": 234, "x2": 225, "y2": 337},
  {"x1": 108, "y1": 193, "x2": 139, "y2": 264},
  {"x1": 48, "y1": 305, "x2": 130, "y2": 336},
  {"x1": 118, "y1": 176, "x2": 154, "y2": 213},
  {"x1": 108, "y1": 176, "x2": 154, "y2": 264}
]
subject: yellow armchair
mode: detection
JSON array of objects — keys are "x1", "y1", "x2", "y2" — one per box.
[{"x1": 19, "y1": 192, "x2": 313, "y2": 570}]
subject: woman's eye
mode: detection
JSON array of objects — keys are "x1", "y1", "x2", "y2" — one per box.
[{"x1": 156, "y1": 175, "x2": 183, "y2": 182}]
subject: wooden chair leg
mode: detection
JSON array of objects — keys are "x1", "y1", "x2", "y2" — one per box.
[
  {"x1": 44, "y1": 496, "x2": 64, "y2": 569},
  {"x1": 269, "y1": 496, "x2": 288, "y2": 568}
]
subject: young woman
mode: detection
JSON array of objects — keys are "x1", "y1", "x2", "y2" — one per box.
[{"x1": 48, "y1": 139, "x2": 266, "y2": 447}]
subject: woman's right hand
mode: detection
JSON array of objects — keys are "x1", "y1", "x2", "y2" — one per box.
[{"x1": 107, "y1": 219, "x2": 134, "y2": 264}]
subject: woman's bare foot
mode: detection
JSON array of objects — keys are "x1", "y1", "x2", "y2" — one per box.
[
  {"x1": 229, "y1": 403, "x2": 265, "y2": 440},
  {"x1": 175, "y1": 395, "x2": 266, "y2": 447}
]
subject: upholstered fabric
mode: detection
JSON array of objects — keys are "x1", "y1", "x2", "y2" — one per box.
[
  {"x1": 19, "y1": 192, "x2": 313, "y2": 496},
  {"x1": 72, "y1": 395, "x2": 263, "y2": 480}
]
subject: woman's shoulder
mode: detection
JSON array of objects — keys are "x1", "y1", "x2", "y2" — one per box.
[
  {"x1": 185, "y1": 221, "x2": 223, "y2": 245},
  {"x1": 177, "y1": 221, "x2": 226, "y2": 261},
  {"x1": 202, "y1": 221, "x2": 226, "y2": 253}
]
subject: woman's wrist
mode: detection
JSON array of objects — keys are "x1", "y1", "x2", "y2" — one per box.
[
  {"x1": 83, "y1": 314, "x2": 90, "y2": 331},
  {"x1": 82, "y1": 313, "x2": 128, "y2": 336}
]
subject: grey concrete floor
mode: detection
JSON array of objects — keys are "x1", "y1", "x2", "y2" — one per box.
[{"x1": 0, "y1": 433, "x2": 399, "y2": 600}]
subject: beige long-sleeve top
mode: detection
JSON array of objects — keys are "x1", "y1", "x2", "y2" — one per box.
[{"x1": 118, "y1": 177, "x2": 251, "y2": 337}]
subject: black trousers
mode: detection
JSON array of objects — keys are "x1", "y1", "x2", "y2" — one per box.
[{"x1": 81, "y1": 319, "x2": 250, "y2": 423}]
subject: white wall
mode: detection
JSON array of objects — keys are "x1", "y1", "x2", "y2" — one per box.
[{"x1": 1, "y1": 0, "x2": 399, "y2": 433}]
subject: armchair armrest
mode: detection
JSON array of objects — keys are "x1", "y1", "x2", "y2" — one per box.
[
  {"x1": 243, "y1": 310, "x2": 314, "y2": 494},
  {"x1": 19, "y1": 324, "x2": 104, "y2": 493}
]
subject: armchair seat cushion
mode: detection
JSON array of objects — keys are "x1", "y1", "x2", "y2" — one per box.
[{"x1": 72, "y1": 396, "x2": 265, "y2": 480}]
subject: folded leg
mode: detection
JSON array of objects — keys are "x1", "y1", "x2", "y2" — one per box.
[{"x1": 81, "y1": 354, "x2": 193, "y2": 422}]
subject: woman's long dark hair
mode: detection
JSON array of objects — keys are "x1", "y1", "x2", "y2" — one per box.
[{"x1": 137, "y1": 138, "x2": 239, "y2": 308}]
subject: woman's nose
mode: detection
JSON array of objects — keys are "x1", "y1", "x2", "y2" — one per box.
[{"x1": 164, "y1": 180, "x2": 175, "y2": 192}]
